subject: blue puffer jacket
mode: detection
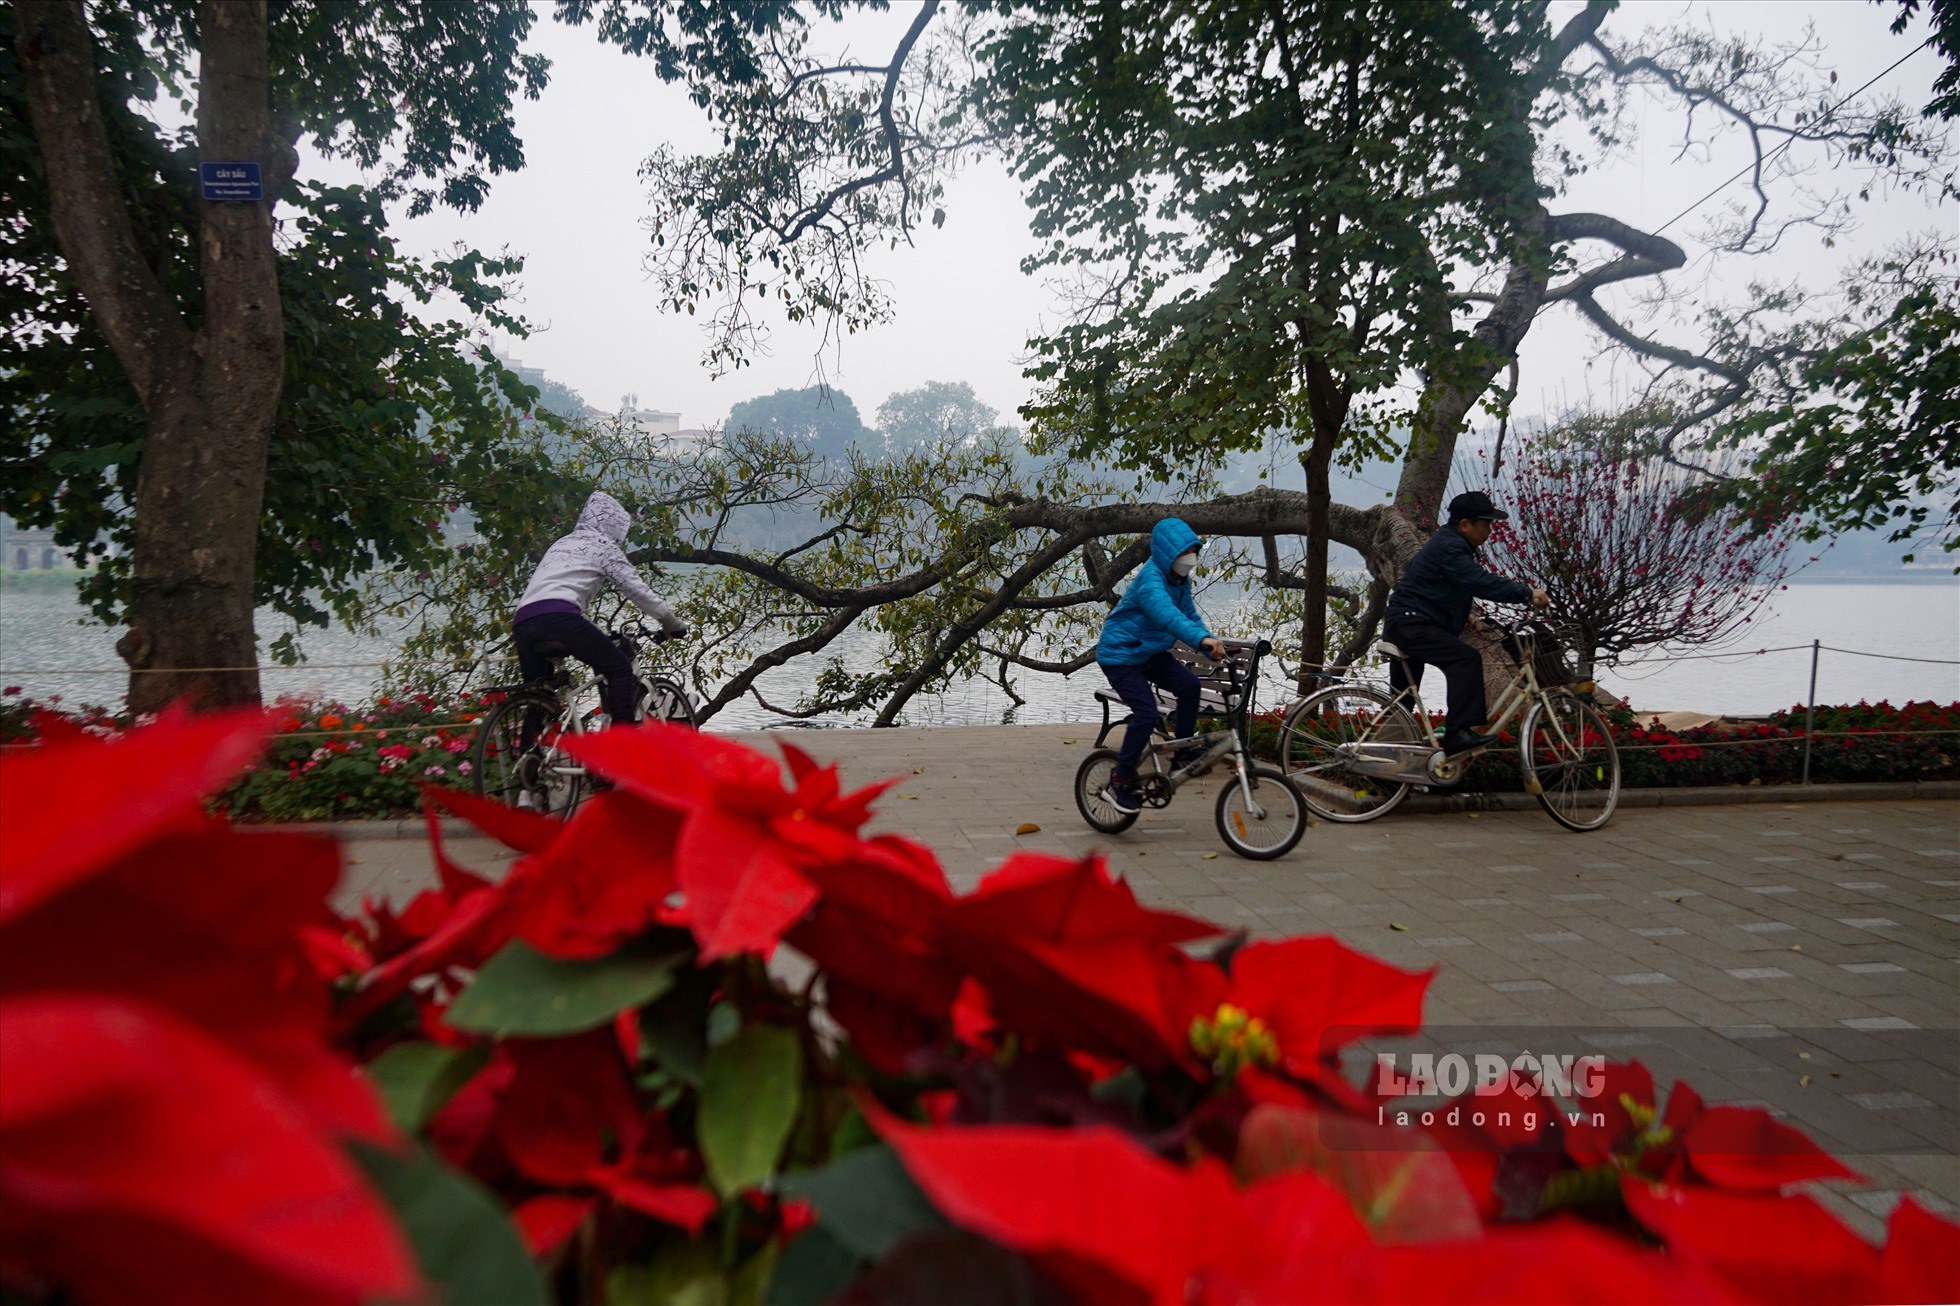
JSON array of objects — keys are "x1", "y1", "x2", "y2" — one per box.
[{"x1": 1096, "y1": 518, "x2": 1213, "y2": 666}]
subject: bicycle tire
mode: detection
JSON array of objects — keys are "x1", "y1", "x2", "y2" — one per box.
[
  {"x1": 640, "y1": 675, "x2": 697, "y2": 727},
  {"x1": 1214, "y1": 764, "x2": 1307, "y2": 860},
  {"x1": 1073, "y1": 748, "x2": 1139, "y2": 834},
  {"x1": 1279, "y1": 684, "x2": 1418, "y2": 823},
  {"x1": 471, "y1": 691, "x2": 583, "y2": 817},
  {"x1": 1520, "y1": 693, "x2": 1620, "y2": 832}
]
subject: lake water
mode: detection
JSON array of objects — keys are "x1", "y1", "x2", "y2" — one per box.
[{"x1": 2, "y1": 577, "x2": 1953, "y2": 724}]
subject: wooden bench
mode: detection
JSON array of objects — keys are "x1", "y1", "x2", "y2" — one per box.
[{"x1": 1092, "y1": 639, "x2": 1262, "y2": 749}]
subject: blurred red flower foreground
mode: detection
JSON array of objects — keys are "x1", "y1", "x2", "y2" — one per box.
[{"x1": 3, "y1": 715, "x2": 1956, "y2": 1305}]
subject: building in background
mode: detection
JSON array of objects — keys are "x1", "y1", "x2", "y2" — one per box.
[{"x1": 1, "y1": 515, "x2": 64, "y2": 572}]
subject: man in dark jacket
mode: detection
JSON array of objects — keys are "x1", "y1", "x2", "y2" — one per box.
[{"x1": 1383, "y1": 491, "x2": 1549, "y2": 756}]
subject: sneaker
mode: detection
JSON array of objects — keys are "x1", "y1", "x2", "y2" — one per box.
[
  {"x1": 1441, "y1": 730, "x2": 1495, "y2": 757},
  {"x1": 1103, "y1": 774, "x2": 1141, "y2": 814}
]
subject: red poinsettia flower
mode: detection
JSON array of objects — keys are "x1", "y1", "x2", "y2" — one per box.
[
  {"x1": 0, "y1": 996, "x2": 418, "y2": 1306},
  {"x1": 937, "y1": 851, "x2": 1222, "y2": 1069},
  {"x1": 0, "y1": 713, "x2": 417, "y2": 1305},
  {"x1": 1625, "y1": 1180, "x2": 1960, "y2": 1304},
  {"x1": 1171, "y1": 937, "x2": 1432, "y2": 1102},
  {"x1": 566, "y1": 726, "x2": 892, "y2": 960},
  {"x1": 1563, "y1": 1061, "x2": 1859, "y2": 1190},
  {"x1": 870, "y1": 1109, "x2": 1726, "y2": 1305},
  {"x1": 429, "y1": 1028, "x2": 715, "y2": 1257},
  {"x1": 335, "y1": 792, "x2": 550, "y2": 1026},
  {"x1": 0, "y1": 706, "x2": 269, "y2": 922},
  {"x1": 787, "y1": 834, "x2": 964, "y2": 1071}
]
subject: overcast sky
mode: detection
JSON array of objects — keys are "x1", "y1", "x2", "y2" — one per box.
[{"x1": 348, "y1": 1, "x2": 1953, "y2": 435}]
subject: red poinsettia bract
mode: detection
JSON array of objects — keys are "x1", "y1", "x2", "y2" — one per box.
[
  {"x1": 870, "y1": 1111, "x2": 1729, "y2": 1305},
  {"x1": 0, "y1": 713, "x2": 417, "y2": 1306}
]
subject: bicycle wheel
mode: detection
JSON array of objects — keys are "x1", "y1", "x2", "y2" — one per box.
[
  {"x1": 640, "y1": 675, "x2": 697, "y2": 727},
  {"x1": 1073, "y1": 749, "x2": 1139, "y2": 834},
  {"x1": 1520, "y1": 693, "x2": 1620, "y2": 832},
  {"x1": 1279, "y1": 684, "x2": 1419, "y2": 822},
  {"x1": 471, "y1": 692, "x2": 583, "y2": 817},
  {"x1": 1215, "y1": 764, "x2": 1307, "y2": 860}
]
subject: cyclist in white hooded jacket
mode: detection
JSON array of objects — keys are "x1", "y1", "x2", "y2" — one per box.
[{"x1": 511, "y1": 490, "x2": 685, "y2": 726}]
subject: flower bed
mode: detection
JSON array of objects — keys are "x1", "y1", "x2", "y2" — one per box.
[
  {"x1": 1, "y1": 687, "x2": 484, "y2": 821},
  {"x1": 2, "y1": 713, "x2": 1955, "y2": 1305},
  {"x1": 1247, "y1": 698, "x2": 1960, "y2": 790}
]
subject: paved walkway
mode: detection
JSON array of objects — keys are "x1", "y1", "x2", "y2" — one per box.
[{"x1": 334, "y1": 724, "x2": 1960, "y2": 1239}]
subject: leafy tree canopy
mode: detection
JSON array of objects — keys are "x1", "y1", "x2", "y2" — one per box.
[
  {"x1": 725, "y1": 386, "x2": 873, "y2": 461},
  {"x1": 876, "y1": 380, "x2": 1001, "y2": 453},
  {"x1": 1, "y1": 1, "x2": 569, "y2": 638}
]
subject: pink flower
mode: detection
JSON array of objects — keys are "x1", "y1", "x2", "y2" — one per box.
[{"x1": 424, "y1": 766, "x2": 446, "y2": 778}]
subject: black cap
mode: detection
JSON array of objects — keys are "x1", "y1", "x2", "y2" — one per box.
[{"x1": 1447, "y1": 490, "x2": 1509, "y2": 523}]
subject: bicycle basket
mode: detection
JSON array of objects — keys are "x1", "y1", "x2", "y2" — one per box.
[{"x1": 1531, "y1": 629, "x2": 1586, "y2": 685}]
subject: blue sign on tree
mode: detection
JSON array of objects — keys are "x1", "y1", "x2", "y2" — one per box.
[{"x1": 199, "y1": 161, "x2": 262, "y2": 201}]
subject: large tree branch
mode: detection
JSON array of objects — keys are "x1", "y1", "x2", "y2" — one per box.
[
  {"x1": 1542, "y1": 212, "x2": 1687, "y2": 300},
  {"x1": 1568, "y1": 291, "x2": 1752, "y2": 386},
  {"x1": 873, "y1": 527, "x2": 1085, "y2": 726},
  {"x1": 779, "y1": 0, "x2": 938, "y2": 243},
  {"x1": 13, "y1": 0, "x2": 194, "y2": 403},
  {"x1": 695, "y1": 602, "x2": 868, "y2": 723}
]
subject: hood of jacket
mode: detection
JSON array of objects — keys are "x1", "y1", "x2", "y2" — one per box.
[
  {"x1": 1149, "y1": 517, "x2": 1200, "y2": 579},
  {"x1": 576, "y1": 491, "x2": 631, "y2": 546}
]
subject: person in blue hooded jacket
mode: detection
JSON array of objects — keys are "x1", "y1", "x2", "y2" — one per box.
[{"x1": 1095, "y1": 518, "x2": 1226, "y2": 814}]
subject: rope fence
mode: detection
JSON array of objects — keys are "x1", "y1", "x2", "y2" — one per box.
[
  {"x1": 4, "y1": 639, "x2": 1955, "y2": 678},
  {"x1": 3, "y1": 639, "x2": 1954, "y2": 784}
]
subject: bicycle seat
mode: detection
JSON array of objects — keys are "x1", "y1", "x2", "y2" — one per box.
[{"x1": 1377, "y1": 639, "x2": 1407, "y2": 660}]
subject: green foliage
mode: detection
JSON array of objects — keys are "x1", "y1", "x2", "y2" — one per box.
[
  {"x1": 989, "y1": 0, "x2": 1553, "y2": 478},
  {"x1": 875, "y1": 380, "x2": 1001, "y2": 454},
  {"x1": 726, "y1": 386, "x2": 874, "y2": 461},
  {"x1": 1700, "y1": 244, "x2": 1959, "y2": 564},
  {"x1": 699, "y1": 1021, "x2": 804, "y2": 1196},
  {"x1": 366, "y1": 1042, "x2": 494, "y2": 1135},
  {"x1": 351, "y1": 1142, "x2": 550, "y2": 1306},
  {"x1": 445, "y1": 936, "x2": 692, "y2": 1038}
]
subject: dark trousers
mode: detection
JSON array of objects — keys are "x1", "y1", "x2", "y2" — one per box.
[
  {"x1": 1383, "y1": 617, "x2": 1487, "y2": 737},
  {"x1": 513, "y1": 611, "x2": 639, "y2": 724},
  {"x1": 1101, "y1": 652, "x2": 1201, "y2": 777}
]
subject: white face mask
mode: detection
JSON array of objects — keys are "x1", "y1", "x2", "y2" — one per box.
[{"x1": 1172, "y1": 551, "x2": 1198, "y2": 578}]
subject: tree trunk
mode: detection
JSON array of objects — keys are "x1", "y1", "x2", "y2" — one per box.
[
  {"x1": 1297, "y1": 429, "x2": 1335, "y2": 693},
  {"x1": 14, "y1": 0, "x2": 282, "y2": 711}
]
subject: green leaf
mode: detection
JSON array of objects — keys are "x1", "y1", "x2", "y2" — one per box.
[
  {"x1": 446, "y1": 935, "x2": 691, "y2": 1037},
  {"x1": 606, "y1": 1239, "x2": 725, "y2": 1306},
  {"x1": 698, "y1": 1022, "x2": 803, "y2": 1196},
  {"x1": 351, "y1": 1141, "x2": 548, "y2": 1306},
  {"x1": 365, "y1": 1041, "x2": 491, "y2": 1134},
  {"x1": 780, "y1": 1144, "x2": 948, "y2": 1261},
  {"x1": 764, "y1": 1227, "x2": 860, "y2": 1306}
]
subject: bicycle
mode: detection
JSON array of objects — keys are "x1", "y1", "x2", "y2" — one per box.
[
  {"x1": 1277, "y1": 616, "x2": 1620, "y2": 833},
  {"x1": 1073, "y1": 638, "x2": 1309, "y2": 860},
  {"x1": 471, "y1": 621, "x2": 695, "y2": 815}
]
